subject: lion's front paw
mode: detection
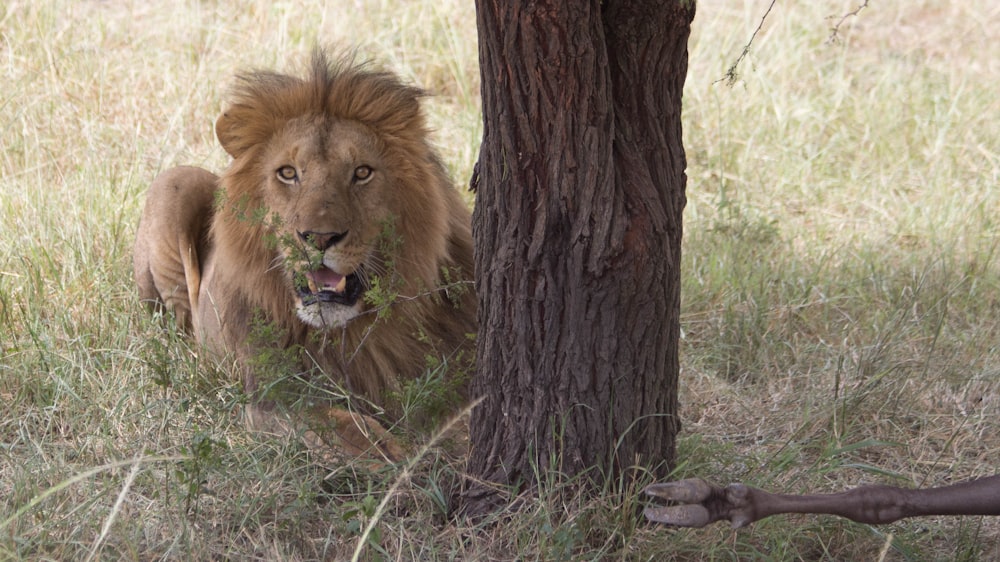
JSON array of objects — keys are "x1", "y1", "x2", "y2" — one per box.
[{"x1": 313, "y1": 407, "x2": 406, "y2": 463}]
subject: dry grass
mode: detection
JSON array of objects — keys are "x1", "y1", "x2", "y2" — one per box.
[{"x1": 2, "y1": 0, "x2": 999, "y2": 559}]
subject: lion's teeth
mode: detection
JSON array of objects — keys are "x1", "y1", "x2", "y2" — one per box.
[{"x1": 304, "y1": 270, "x2": 348, "y2": 294}]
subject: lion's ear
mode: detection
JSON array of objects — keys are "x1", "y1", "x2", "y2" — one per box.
[{"x1": 215, "y1": 112, "x2": 242, "y2": 158}]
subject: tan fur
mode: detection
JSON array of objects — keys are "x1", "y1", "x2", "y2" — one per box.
[{"x1": 133, "y1": 52, "x2": 476, "y2": 460}]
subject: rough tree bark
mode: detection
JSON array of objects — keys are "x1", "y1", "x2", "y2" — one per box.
[{"x1": 467, "y1": 0, "x2": 695, "y2": 511}]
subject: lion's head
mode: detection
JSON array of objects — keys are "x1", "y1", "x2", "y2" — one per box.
[{"x1": 211, "y1": 52, "x2": 464, "y2": 334}]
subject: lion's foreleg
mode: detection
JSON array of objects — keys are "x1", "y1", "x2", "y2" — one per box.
[{"x1": 243, "y1": 400, "x2": 404, "y2": 465}]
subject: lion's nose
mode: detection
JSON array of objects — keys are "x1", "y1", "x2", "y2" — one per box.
[{"x1": 298, "y1": 230, "x2": 347, "y2": 251}]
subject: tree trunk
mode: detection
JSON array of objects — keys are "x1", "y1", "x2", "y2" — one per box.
[{"x1": 467, "y1": 0, "x2": 694, "y2": 512}]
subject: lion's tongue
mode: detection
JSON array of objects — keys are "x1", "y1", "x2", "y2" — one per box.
[{"x1": 306, "y1": 268, "x2": 347, "y2": 294}]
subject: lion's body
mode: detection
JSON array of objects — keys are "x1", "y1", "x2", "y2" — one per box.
[{"x1": 134, "y1": 53, "x2": 476, "y2": 457}]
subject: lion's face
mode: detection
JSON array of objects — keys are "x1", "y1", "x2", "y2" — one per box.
[
  {"x1": 210, "y1": 56, "x2": 462, "y2": 339},
  {"x1": 254, "y1": 116, "x2": 393, "y2": 329}
]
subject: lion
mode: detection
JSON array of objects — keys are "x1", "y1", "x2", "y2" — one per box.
[{"x1": 133, "y1": 52, "x2": 476, "y2": 460}]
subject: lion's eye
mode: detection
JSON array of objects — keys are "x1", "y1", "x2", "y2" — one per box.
[
  {"x1": 276, "y1": 165, "x2": 299, "y2": 184},
  {"x1": 353, "y1": 165, "x2": 374, "y2": 184}
]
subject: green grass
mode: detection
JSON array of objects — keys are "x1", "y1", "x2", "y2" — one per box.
[{"x1": 2, "y1": 0, "x2": 999, "y2": 559}]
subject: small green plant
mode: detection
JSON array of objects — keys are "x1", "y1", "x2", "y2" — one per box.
[
  {"x1": 538, "y1": 518, "x2": 582, "y2": 562},
  {"x1": 438, "y1": 264, "x2": 472, "y2": 307},
  {"x1": 361, "y1": 217, "x2": 405, "y2": 320},
  {"x1": 174, "y1": 430, "x2": 223, "y2": 516},
  {"x1": 393, "y1": 352, "x2": 469, "y2": 432},
  {"x1": 342, "y1": 492, "x2": 387, "y2": 560}
]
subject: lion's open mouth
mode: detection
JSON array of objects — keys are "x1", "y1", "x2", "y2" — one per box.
[{"x1": 296, "y1": 266, "x2": 365, "y2": 307}]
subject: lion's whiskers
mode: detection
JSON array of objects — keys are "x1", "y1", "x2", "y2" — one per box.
[{"x1": 266, "y1": 255, "x2": 287, "y2": 274}]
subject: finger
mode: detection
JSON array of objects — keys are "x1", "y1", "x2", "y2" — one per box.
[
  {"x1": 644, "y1": 478, "x2": 714, "y2": 503},
  {"x1": 643, "y1": 504, "x2": 712, "y2": 528}
]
